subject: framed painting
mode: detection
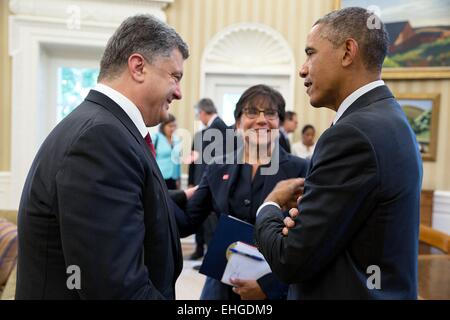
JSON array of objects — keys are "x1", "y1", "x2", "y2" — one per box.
[
  {"x1": 395, "y1": 93, "x2": 440, "y2": 161},
  {"x1": 337, "y1": 0, "x2": 450, "y2": 79}
]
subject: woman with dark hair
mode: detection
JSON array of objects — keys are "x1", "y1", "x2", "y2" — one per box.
[
  {"x1": 175, "y1": 84, "x2": 309, "y2": 300},
  {"x1": 292, "y1": 124, "x2": 316, "y2": 160},
  {"x1": 151, "y1": 114, "x2": 181, "y2": 189}
]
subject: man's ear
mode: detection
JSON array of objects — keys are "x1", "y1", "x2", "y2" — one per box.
[
  {"x1": 128, "y1": 53, "x2": 146, "y2": 82},
  {"x1": 341, "y1": 38, "x2": 358, "y2": 68}
]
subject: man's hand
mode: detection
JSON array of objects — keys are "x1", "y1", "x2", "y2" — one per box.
[
  {"x1": 264, "y1": 178, "x2": 304, "y2": 210},
  {"x1": 282, "y1": 207, "x2": 300, "y2": 236},
  {"x1": 230, "y1": 278, "x2": 267, "y2": 300},
  {"x1": 183, "y1": 185, "x2": 198, "y2": 200}
]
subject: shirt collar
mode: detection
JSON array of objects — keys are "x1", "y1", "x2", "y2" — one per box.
[
  {"x1": 333, "y1": 80, "x2": 385, "y2": 125},
  {"x1": 93, "y1": 83, "x2": 149, "y2": 138},
  {"x1": 207, "y1": 114, "x2": 218, "y2": 128}
]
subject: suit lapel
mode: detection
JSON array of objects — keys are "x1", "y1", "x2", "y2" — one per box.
[{"x1": 146, "y1": 151, "x2": 183, "y2": 274}]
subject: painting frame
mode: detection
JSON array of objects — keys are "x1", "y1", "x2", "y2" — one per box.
[
  {"x1": 335, "y1": 0, "x2": 450, "y2": 79},
  {"x1": 395, "y1": 93, "x2": 440, "y2": 161}
]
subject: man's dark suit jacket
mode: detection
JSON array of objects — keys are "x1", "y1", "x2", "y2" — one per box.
[
  {"x1": 188, "y1": 116, "x2": 228, "y2": 186},
  {"x1": 255, "y1": 85, "x2": 423, "y2": 299},
  {"x1": 278, "y1": 130, "x2": 291, "y2": 153},
  {"x1": 176, "y1": 148, "x2": 309, "y2": 299},
  {"x1": 16, "y1": 90, "x2": 182, "y2": 299}
]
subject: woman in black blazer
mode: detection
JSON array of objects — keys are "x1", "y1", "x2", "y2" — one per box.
[{"x1": 176, "y1": 84, "x2": 309, "y2": 300}]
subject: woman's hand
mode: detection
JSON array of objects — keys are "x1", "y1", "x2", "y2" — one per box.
[{"x1": 230, "y1": 278, "x2": 267, "y2": 300}]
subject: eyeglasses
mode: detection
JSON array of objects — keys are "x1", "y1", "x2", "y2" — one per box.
[{"x1": 242, "y1": 107, "x2": 279, "y2": 120}]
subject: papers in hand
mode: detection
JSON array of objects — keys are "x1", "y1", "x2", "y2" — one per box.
[{"x1": 221, "y1": 241, "x2": 271, "y2": 286}]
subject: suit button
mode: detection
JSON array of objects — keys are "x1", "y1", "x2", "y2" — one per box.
[{"x1": 244, "y1": 199, "x2": 251, "y2": 206}]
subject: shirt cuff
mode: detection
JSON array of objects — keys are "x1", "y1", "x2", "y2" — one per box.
[{"x1": 256, "y1": 201, "x2": 281, "y2": 217}]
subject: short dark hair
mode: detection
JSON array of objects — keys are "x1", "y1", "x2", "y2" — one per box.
[
  {"x1": 302, "y1": 124, "x2": 315, "y2": 135},
  {"x1": 98, "y1": 14, "x2": 189, "y2": 81},
  {"x1": 314, "y1": 7, "x2": 389, "y2": 72},
  {"x1": 285, "y1": 111, "x2": 297, "y2": 121},
  {"x1": 234, "y1": 84, "x2": 286, "y2": 122},
  {"x1": 195, "y1": 98, "x2": 217, "y2": 114},
  {"x1": 159, "y1": 113, "x2": 176, "y2": 134}
]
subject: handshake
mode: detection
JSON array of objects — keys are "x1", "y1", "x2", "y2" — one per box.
[{"x1": 181, "y1": 177, "x2": 304, "y2": 237}]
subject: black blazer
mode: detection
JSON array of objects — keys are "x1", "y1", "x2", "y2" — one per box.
[
  {"x1": 176, "y1": 148, "x2": 309, "y2": 299},
  {"x1": 16, "y1": 90, "x2": 182, "y2": 299},
  {"x1": 278, "y1": 130, "x2": 291, "y2": 153},
  {"x1": 188, "y1": 116, "x2": 228, "y2": 186},
  {"x1": 255, "y1": 86, "x2": 423, "y2": 299}
]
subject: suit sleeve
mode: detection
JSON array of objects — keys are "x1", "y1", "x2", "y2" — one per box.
[
  {"x1": 174, "y1": 165, "x2": 214, "y2": 237},
  {"x1": 168, "y1": 190, "x2": 187, "y2": 209},
  {"x1": 56, "y1": 124, "x2": 165, "y2": 299},
  {"x1": 257, "y1": 273, "x2": 288, "y2": 300},
  {"x1": 255, "y1": 124, "x2": 379, "y2": 283},
  {"x1": 188, "y1": 133, "x2": 199, "y2": 186},
  {"x1": 188, "y1": 163, "x2": 195, "y2": 186}
]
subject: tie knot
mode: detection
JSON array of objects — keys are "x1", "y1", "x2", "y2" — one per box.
[{"x1": 145, "y1": 133, "x2": 152, "y2": 145}]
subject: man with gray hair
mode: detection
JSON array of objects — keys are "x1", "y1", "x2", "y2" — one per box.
[
  {"x1": 16, "y1": 14, "x2": 189, "y2": 299},
  {"x1": 255, "y1": 7, "x2": 422, "y2": 299},
  {"x1": 188, "y1": 98, "x2": 228, "y2": 260}
]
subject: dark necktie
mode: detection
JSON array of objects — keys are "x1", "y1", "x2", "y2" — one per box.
[{"x1": 144, "y1": 133, "x2": 156, "y2": 157}]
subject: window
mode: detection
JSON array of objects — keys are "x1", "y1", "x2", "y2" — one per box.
[
  {"x1": 222, "y1": 92, "x2": 241, "y2": 125},
  {"x1": 57, "y1": 67, "x2": 99, "y2": 121}
]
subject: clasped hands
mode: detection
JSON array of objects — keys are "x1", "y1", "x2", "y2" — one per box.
[
  {"x1": 263, "y1": 177, "x2": 304, "y2": 236},
  {"x1": 231, "y1": 178, "x2": 304, "y2": 299}
]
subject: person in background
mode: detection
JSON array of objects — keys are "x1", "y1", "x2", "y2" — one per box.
[
  {"x1": 292, "y1": 124, "x2": 316, "y2": 160},
  {"x1": 152, "y1": 114, "x2": 181, "y2": 190},
  {"x1": 188, "y1": 98, "x2": 228, "y2": 186},
  {"x1": 188, "y1": 98, "x2": 228, "y2": 260},
  {"x1": 278, "y1": 111, "x2": 298, "y2": 153},
  {"x1": 175, "y1": 84, "x2": 309, "y2": 300}
]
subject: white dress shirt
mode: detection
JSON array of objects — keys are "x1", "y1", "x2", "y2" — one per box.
[
  {"x1": 93, "y1": 83, "x2": 148, "y2": 138},
  {"x1": 332, "y1": 80, "x2": 385, "y2": 125},
  {"x1": 256, "y1": 80, "x2": 385, "y2": 217},
  {"x1": 292, "y1": 142, "x2": 315, "y2": 160}
]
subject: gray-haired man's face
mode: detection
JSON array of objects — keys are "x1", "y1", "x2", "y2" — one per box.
[{"x1": 139, "y1": 48, "x2": 184, "y2": 126}]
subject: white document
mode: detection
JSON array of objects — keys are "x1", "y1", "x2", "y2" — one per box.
[{"x1": 221, "y1": 241, "x2": 271, "y2": 286}]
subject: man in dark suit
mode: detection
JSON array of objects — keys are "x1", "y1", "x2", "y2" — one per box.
[
  {"x1": 188, "y1": 98, "x2": 228, "y2": 186},
  {"x1": 16, "y1": 15, "x2": 189, "y2": 299},
  {"x1": 188, "y1": 98, "x2": 228, "y2": 259},
  {"x1": 255, "y1": 7, "x2": 422, "y2": 299},
  {"x1": 278, "y1": 111, "x2": 298, "y2": 153}
]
